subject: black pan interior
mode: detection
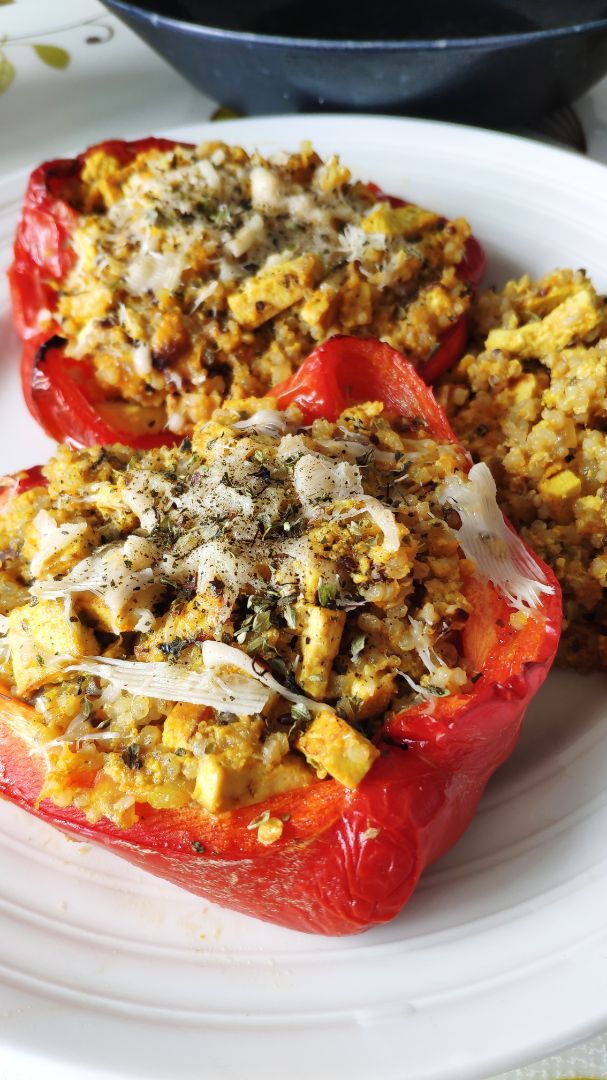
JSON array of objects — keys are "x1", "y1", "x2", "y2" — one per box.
[{"x1": 126, "y1": 0, "x2": 607, "y2": 40}]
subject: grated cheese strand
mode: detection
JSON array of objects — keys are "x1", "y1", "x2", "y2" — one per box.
[
  {"x1": 67, "y1": 656, "x2": 271, "y2": 713},
  {"x1": 201, "y1": 641, "x2": 325, "y2": 713},
  {"x1": 232, "y1": 409, "x2": 287, "y2": 437},
  {"x1": 407, "y1": 616, "x2": 449, "y2": 678},
  {"x1": 66, "y1": 642, "x2": 326, "y2": 716},
  {"x1": 437, "y1": 462, "x2": 553, "y2": 610}
]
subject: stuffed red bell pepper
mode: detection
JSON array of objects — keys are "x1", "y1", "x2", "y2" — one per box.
[
  {"x1": 10, "y1": 137, "x2": 485, "y2": 449},
  {"x1": 0, "y1": 336, "x2": 558, "y2": 935}
]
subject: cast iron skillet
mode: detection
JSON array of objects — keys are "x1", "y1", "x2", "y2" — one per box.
[{"x1": 103, "y1": 0, "x2": 607, "y2": 126}]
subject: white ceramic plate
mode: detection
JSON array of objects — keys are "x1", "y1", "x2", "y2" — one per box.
[{"x1": 1, "y1": 115, "x2": 607, "y2": 1080}]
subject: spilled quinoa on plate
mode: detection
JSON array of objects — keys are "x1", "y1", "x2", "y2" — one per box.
[
  {"x1": 438, "y1": 268, "x2": 607, "y2": 669},
  {"x1": 0, "y1": 394, "x2": 542, "y2": 835},
  {"x1": 44, "y1": 140, "x2": 473, "y2": 436}
]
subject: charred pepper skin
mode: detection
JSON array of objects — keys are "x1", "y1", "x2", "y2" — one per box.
[
  {"x1": 0, "y1": 338, "x2": 560, "y2": 934},
  {"x1": 9, "y1": 139, "x2": 485, "y2": 449}
]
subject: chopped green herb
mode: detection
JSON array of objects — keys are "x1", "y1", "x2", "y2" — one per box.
[
  {"x1": 357, "y1": 447, "x2": 374, "y2": 468},
  {"x1": 121, "y1": 743, "x2": 141, "y2": 770},
  {"x1": 252, "y1": 609, "x2": 272, "y2": 634},
  {"x1": 247, "y1": 809, "x2": 271, "y2": 830},
  {"x1": 191, "y1": 840, "x2": 205, "y2": 854},
  {"x1": 158, "y1": 637, "x2": 188, "y2": 660},
  {"x1": 336, "y1": 695, "x2": 362, "y2": 721},
  {"x1": 290, "y1": 702, "x2": 311, "y2": 724},
  {"x1": 270, "y1": 659, "x2": 296, "y2": 687},
  {"x1": 318, "y1": 578, "x2": 339, "y2": 608},
  {"x1": 247, "y1": 634, "x2": 269, "y2": 654},
  {"x1": 283, "y1": 604, "x2": 297, "y2": 629},
  {"x1": 350, "y1": 633, "x2": 366, "y2": 660}
]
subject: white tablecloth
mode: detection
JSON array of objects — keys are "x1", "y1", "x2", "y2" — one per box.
[{"x1": 0, "y1": 3, "x2": 606, "y2": 1077}]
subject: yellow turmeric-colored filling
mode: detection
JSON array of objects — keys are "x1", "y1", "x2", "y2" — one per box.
[
  {"x1": 0, "y1": 399, "x2": 481, "y2": 835},
  {"x1": 45, "y1": 141, "x2": 472, "y2": 436},
  {"x1": 438, "y1": 268, "x2": 607, "y2": 670}
]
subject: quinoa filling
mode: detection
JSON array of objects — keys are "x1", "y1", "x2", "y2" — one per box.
[
  {"x1": 0, "y1": 399, "x2": 548, "y2": 834},
  {"x1": 438, "y1": 268, "x2": 607, "y2": 670},
  {"x1": 46, "y1": 140, "x2": 472, "y2": 435}
]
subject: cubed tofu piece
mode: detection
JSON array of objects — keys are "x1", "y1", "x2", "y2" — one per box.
[
  {"x1": 162, "y1": 702, "x2": 211, "y2": 751},
  {"x1": 193, "y1": 752, "x2": 313, "y2": 814},
  {"x1": 228, "y1": 254, "x2": 320, "y2": 329},
  {"x1": 512, "y1": 372, "x2": 543, "y2": 404},
  {"x1": 0, "y1": 570, "x2": 30, "y2": 615},
  {"x1": 195, "y1": 754, "x2": 256, "y2": 813},
  {"x1": 74, "y1": 589, "x2": 161, "y2": 635},
  {"x1": 298, "y1": 605, "x2": 346, "y2": 699},
  {"x1": 299, "y1": 286, "x2": 339, "y2": 334},
  {"x1": 80, "y1": 150, "x2": 123, "y2": 209},
  {"x1": 23, "y1": 509, "x2": 91, "y2": 578},
  {"x1": 485, "y1": 288, "x2": 601, "y2": 358},
  {"x1": 362, "y1": 203, "x2": 440, "y2": 239},
  {"x1": 135, "y1": 593, "x2": 226, "y2": 660},
  {"x1": 60, "y1": 285, "x2": 113, "y2": 325},
  {"x1": 250, "y1": 754, "x2": 315, "y2": 803},
  {"x1": 0, "y1": 485, "x2": 48, "y2": 557},
  {"x1": 575, "y1": 495, "x2": 606, "y2": 536},
  {"x1": 346, "y1": 671, "x2": 397, "y2": 720},
  {"x1": 539, "y1": 469, "x2": 582, "y2": 500},
  {"x1": 297, "y1": 709, "x2": 379, "y2": 789},
  {"x1": 538, "y1": 469, "x2": 582, "y2": 524},
  {"x1": 338, "y1": 267, "x2": 373, "y2": 329},
  {"x1": 7, "y1": 600, "x2": 98, "y2": 697},
  {"x1": 316, "y1": 155, "x2": 351, "y2": 192}
]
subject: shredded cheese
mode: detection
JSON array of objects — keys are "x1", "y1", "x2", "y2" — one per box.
[
  {"x1": 67, "y1": 641, "x2": 324, "y2": 715},
  {"x1": 68, "y1": 656, "x2": 272, "y2": 713},
  {"x1": 28, "y1": 511, "x2": 88, "y2": 578},
  {"x1": 233, "y1": 409, "x2": 287, "y2": 437},
  {"x1": 438, "y1": 462, "x2": 554, "y2": 610}
]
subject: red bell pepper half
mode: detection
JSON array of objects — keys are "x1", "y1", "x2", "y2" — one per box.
[
  {"x1": 0, "y1": 337, "x2": 560, "y2": 934},
  {"x1": 9, "y1": 140, "x2": 485, "y2": 449}
]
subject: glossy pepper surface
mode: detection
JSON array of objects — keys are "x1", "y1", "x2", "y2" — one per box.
[
  {"x1": 0, "y1": 336, "x2": 560, "y2": 934},
  {"x1": 9, "y1": 138, "x2": 485, "y2": 449}
]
